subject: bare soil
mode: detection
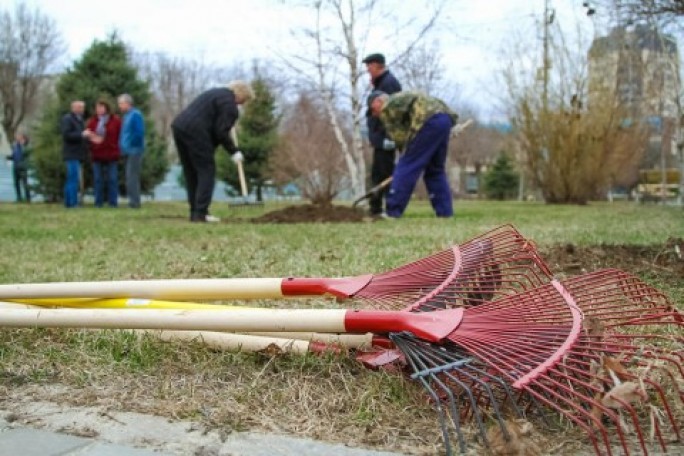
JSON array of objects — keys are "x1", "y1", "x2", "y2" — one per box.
[
  {"x1": 252, "y1": 204, "x2": 367, "y2": 224},
  {"x1": 539, "y1": 237, "x2": 684, "y2": 286}
]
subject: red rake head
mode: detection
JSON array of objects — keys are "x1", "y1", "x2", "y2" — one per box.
[
  {"x1": 349, "y1": 224, "x2": 553, "y2": 311},
  {"x1": 413, "y1": 270, "x2": 683, "y2": 455}
]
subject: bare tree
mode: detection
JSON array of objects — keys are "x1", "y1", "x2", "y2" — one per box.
[
  {"x1": 609, "y1": 0, "x2": 684, "y2": 21},
  {"x1": 270, "y1": 94, "x2": 348, "y2": 205},
  {"x1": 393, "y1": 40, "x2": 447, "y2": 96},
  {"x1": 0, "y1": 2, "x2": 64, "y2": 144},
  {"x1": 500, "y1": 11, "x2": 649, "y2": 203},
  {"x1": 134, "y1": 52, "x2": 234, "y2": 141},
  {"x1": 279, "y1": 0, "x2": 443, "y2": 198},
  {"x1": 449, "y1": 122, "x2": 510, "y2": 196}
]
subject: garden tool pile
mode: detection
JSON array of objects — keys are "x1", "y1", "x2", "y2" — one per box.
[{"x1": 0, "y1": 225, "x2": 681, "y2": 455}]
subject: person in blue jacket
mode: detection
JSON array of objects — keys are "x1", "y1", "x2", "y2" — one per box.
[
  {"x1": 117, "y1": 94, "x2": 145, "y2": 208},
  {"x1": 7, "y1": 132, "x2": 31, "y2": 203}
]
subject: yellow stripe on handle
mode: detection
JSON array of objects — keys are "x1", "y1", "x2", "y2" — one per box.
[
  {"x1": 10, "y1": 297, "x2": 247, "y2": 310},
  {"x1": 0, "y1": 278, "x2": 285, "y2": 300}
]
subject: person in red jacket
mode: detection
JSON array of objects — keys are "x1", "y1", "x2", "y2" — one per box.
[{"x1": 84, "y1": 99, "x2": 122, "y2": 207}]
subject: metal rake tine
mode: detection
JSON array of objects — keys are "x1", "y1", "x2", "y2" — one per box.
[
  {"x1": 405, "y1": 341, "x2": 485, "y2": 452},
  {"x1": 396, "y1": 335, "x2": 461, "y2": 455},
  {"x1": 394, "y1": 332, "x2": 536, "y2": 454},
  {"x1": 407, "y1": 337, "x2": 522, "y2": 436}
]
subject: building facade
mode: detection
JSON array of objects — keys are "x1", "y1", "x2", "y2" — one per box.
[{"x1": 588, "y1": 25, "x2": 681, "y2": 172}]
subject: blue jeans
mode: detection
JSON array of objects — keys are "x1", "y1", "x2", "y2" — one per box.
[
  {"x1": 125, "y1": 153, "x2": 143, "y2": 208},
  {"x1": 64, "y1": 159, "x2": 81, "y2": 208},
  {"x1": 92, "y1": 161, "x2": 118, "y2": 207},
  {"x1": 387, "y1": 113, "x2": 454, "y2": 218}
]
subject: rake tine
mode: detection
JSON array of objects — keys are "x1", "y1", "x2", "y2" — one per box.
[
  {"x1": 393, "y1": 332, "x2": 541, "y2": 454},
  {"x1": 410, "y1": 339, "x2": 519, "y2": 441},
  {"x1": 396, "y1": 335, "x2": 460, "y2": 455}
]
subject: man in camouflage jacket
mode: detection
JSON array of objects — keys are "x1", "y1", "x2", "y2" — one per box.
[{"x1": 369, "y1": 91, "x2": 458, "y2": 218}]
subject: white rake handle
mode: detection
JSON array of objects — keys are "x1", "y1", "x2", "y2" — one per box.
[
  {"x1": 0, "y1": 306, "x2": 462, "y2": 343},
  {"x1": 0, "y1": 302, "x2": 374, "y2": 350},
  {"x1": 0, "y1": 275, "x2": 373, "y2": 301},
  {"x1": 0, "y1": 307, "x2": 346, "y2": 333},
  {"x1": 0, "y1": 278, "x2": 285, "y2": 300}
]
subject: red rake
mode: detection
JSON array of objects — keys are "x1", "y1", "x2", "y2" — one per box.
[
  {"x1": 0, "y1": 225, "x2": 552, "y2": 312},
  {"x1": 394, "y1": 269, "x2": 683, "y2": 455},
  {"x1": 2, "y1": 263, "x2": 680, "y2": 454}
]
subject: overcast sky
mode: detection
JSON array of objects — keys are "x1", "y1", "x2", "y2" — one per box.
[{"x1": 23, "y1": 0, "x2": 617, "y2": 119}]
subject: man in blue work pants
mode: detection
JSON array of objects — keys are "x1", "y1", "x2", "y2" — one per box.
[
  {"x1": 369, "y1": 91, "x2": 458, "y2": 218},
  {"x1": 387, "y1": 113, "x2": 454, "y2": 217}
]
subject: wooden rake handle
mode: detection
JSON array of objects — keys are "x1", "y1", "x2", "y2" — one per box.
[
  {"x1": 0, "y1": 301, "x2": 377, "y2": 349},
  {"x1": 0, "y1": 307, "x2": 463, "y2": 343},
  {"x1": 0, "y1": 275, "x2": 373, "y2": 301}
]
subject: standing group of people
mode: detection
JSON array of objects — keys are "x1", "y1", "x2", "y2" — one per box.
[
  {"x1": 363, "y1": 52, "x2": 458, "y2": 218},
  {"x1": 60, "y1": 95, "x2": 145, "y2": 208}
]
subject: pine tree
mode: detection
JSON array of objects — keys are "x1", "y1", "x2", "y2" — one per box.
[
  {"x1": 484, "y1": 153, "x2": 520, "y2": 200},
  {"x1": 216, "y1": 77, "x2": 279, "y2": 201},
  {"x1": 31, "y1": 33, "x2": 168, "y2": 201}
]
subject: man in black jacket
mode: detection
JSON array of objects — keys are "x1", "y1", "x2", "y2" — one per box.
[
  {"x1": 363, "y1": 53, "x2": 402, "y2": 217},
  {"x1": 60, "y1": 100, "x2": 87, "y2": 208},
  {"x1": 171, "y1": 81, "x2": 254, "y2": 222}
]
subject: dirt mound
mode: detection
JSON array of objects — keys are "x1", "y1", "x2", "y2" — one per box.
[
  {"x1": 540, "y1": 238, "x2": 684, "y2": 279},
  {"x1": 252, "y1": 204, "x2": 366, "y2": 224}
]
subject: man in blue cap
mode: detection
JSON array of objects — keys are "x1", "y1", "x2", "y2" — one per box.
[{"x1": 362, "y1": 53, "x2": 402, "y2": 217}]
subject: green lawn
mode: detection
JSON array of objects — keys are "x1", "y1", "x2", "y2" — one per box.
[
  {"x1": 0, "y1": 199, "x2": 682, "y2": 454},
  {"x1": 0, "y1": 200, "x2": 682, "y2": 284}
]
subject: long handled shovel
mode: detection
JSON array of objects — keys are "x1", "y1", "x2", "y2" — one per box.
[
  {"x1": 352, "y1": 176, "x2": 392, "y2": 208},
  {"x1": 228, "y1": 127, "x2": 262, "y2": 208}
]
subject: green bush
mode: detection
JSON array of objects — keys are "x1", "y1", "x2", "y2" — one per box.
[
  {"x1": 484, "y1": 153, "x2": 520, "y2": 200},
  {"x1": 31, "y1": 34, "x2": 167, "y2": 202}
]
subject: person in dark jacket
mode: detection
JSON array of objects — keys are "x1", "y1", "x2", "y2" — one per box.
[
  {"x1": 84, "y1": 99, "x2": 121, "y2": 208},
  {"x1": 363, "y1": 53, "x2": 402, "y2": 217},
  {"x1": 60, "y1": 100, "x2": 87, "y2": 208},
  {"x1": 6, "y1": 132, "x2": 31, "y2": 203},
  {"x1": 171, "y1": 80, "x2": 254, "y2": 222}
]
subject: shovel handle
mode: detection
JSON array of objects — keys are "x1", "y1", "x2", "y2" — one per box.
[{"x1": 236, "y1": 160, "x2": 248, "y2": 197}]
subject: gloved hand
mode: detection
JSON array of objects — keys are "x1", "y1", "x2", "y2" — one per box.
[
  {"x1": 231, "y1": 151, "x2": 244, "y2": 163},
  {"x1": 382, "y1": 139, "x2": 396, "y2": 150}
]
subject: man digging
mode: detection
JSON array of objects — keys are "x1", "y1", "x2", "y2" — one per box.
[{"x1": 369, "y1": 91, "x2": 459, "y2": 218}]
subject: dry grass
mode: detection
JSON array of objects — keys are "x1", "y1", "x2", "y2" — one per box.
[
  {"x1": 0, "y1": 328, "x2": 445, "y2": 454},
  {"x1": 0, "y1": 200, "x2": 682, "y2": 454}
]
